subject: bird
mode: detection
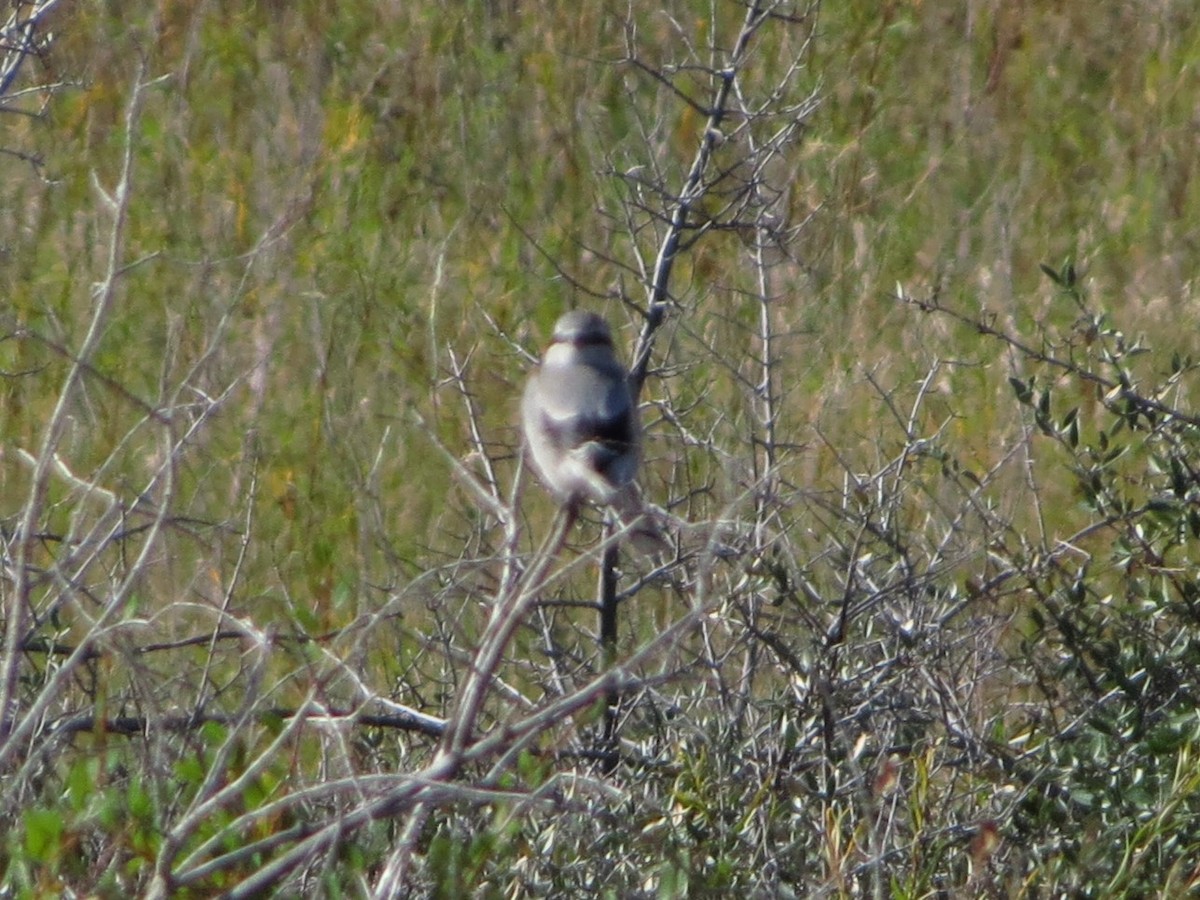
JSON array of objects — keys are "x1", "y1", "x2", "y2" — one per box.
[{"x1": 521, "y1": 311, "x2": 663, "y2": 549}]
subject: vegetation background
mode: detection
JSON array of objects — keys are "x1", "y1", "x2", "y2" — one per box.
[{"x1": 2, "y1": 0, "x2": 1200, "y2": 896}]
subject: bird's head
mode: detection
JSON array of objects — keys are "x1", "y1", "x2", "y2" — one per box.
[{"x1": 544, "y1": 311, "x2": 618, "y2": 367}]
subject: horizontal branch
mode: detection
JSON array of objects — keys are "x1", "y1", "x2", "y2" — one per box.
[
  {"x1": 20, "y1": 625, "x2": 360, "y2": 661},
  {"x1": 47, "y1": 705, "x2": 446, "y2": 740}
]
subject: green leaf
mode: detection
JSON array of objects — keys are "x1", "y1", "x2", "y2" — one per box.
[
  {"x1": 1009, "y1": 376, "x2": 1033, "y2": 404},
  {"x1": 24, "y1": 808, "x2": 64, "y2": 863},
  {"x1": 1039, "y1": 262, "x2": 1063, "y2": 285},
  {"x1": 175, "y1": 755, "x2": 207, "y2": 788},
  {"x1": 66, "y1": 756, "x2": 97, "y2": 813},
  {"x1": 128, "y1": 778, "x2": 155, "y2": 823}
]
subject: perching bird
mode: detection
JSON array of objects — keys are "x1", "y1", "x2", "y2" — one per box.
[{"x1": 521, "y1": 311, "x2": 662, "y2": 548}]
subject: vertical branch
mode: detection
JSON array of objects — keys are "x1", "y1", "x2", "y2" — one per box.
[
  {"x1": 752, "y1": 234, "x2": 780, "y2": 548},
  {"x1": 371, "y1": 504, "x2": 576, "y2": 896},
  {"x1": 598, "y1": 521, "x2": 621, "y2": 650},
  {"x1": 598, "y1": 517, "x2": 621, "y2": 770},
  {"x1": 627, "y1": 0, "x2": 773, "y2": 400},
  {"x1": 606, "y1": 0, "x2": 790, "y2": 759},
  {"x1": 0, "y1": 62, "x2": 153, "y2": 741},
  {"x1": 440, "y1": 503, "x2": 576, "y2": 757},
  {"x1": 618, "y1": 1, "x2": 818, "y2": 752}
]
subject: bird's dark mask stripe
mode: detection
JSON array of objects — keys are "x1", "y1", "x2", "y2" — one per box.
[{"x1": 563, "y1": 334, "x2": 612, "y2": 347}]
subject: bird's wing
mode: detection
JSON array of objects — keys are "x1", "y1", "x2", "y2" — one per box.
[{"x1": 531, "y1": 363, "x2": 635, "y2": 448}]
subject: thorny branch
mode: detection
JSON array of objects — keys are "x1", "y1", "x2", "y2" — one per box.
[{"x1": 626, "y1": 0, "x2": 819, "y2": 399}]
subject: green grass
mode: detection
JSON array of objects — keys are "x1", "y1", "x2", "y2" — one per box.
[{"x1": 2, "y1": 0, "x2": 1200, "y2": 895}]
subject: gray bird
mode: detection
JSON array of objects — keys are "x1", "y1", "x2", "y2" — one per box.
[{"x1": 522, "y1": 311, "x2": 661, "y2": 546}]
